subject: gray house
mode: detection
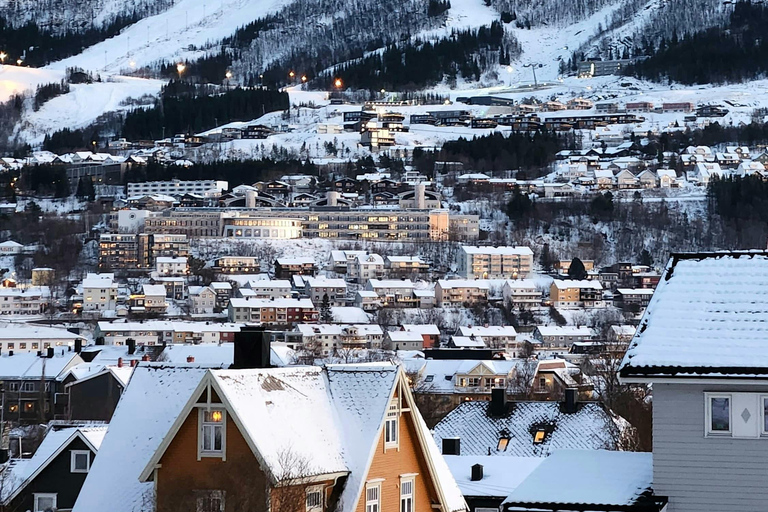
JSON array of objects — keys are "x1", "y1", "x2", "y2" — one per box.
[{"x1": 620, "y1": 252, "x2": 768, "y2": 512}]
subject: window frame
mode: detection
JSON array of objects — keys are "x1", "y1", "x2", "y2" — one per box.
[
  {"x1": 195, "y1": 490, "x2": 225, "y2": 512},
  {"x1": 33, "y1": 493, "x2": 57, "y2": 512},
  {"x1": 400, "y1": 475, "x2": 415, "y2": 512},
  {"x1": 761, "y1": 395, "x2": 768, "y2": 436},
  {"x1": 198, "y1": 408, "x2": 227, "y2": 460},
  {"x1": 384, "y1": 398, "x2": 399, "y2": 450},
  {"x1": 365, "y1": 482, "x2": 381, "y2": 512},
  {"x1": 705, "y1": 392, "x2": 732, "y2": 436},
  {"x1": 305, "y1": 485, "x2": 324, "y2": 512},
  {"x1": 70, "y1": 450, "x2": 91, "y2": 473}
]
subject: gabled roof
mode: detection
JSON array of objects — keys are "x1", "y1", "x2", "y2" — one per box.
[
  {"x1": 138, "y1": 364, "x2": 467, "y2": 512},
  {"x1": 73, "y1": 365, "x2": 210, "y2": 512},
  {"x1": 444, "y1": 455, "x2": 543, "y2": 498},
  {"x1": 2, "y1": 424, "x2": 108, "y2": 504},
  {"x1": 433, "y1": 401, "x2": 624, "y2": 457},
  {"x1": 501, "y1": 450, "x2": 654, "y2": 510},
  {"x1": 620, "y1": 252, "x2": 768, "y2": 379}
]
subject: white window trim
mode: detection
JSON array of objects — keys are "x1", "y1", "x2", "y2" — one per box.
[
  {"x1": 705, "y1": 392, "x2": 732, "y2": 436},
  {"x1": 305, "y1": 485, "x2": 324, "y2": 512},
  {"x1": 197, "y1": 407, "x2": 227, "y2": 460},
  {"x1": 70, "y1": 450, "x2": 91, "y2": 473},
  {"x1": 365, "y1": 481, "x2": 381, "y2": 512},
  {"x1": 33, "y1": 493, "x2": 57, "y2": 512},
  {"x1": 195, "y1": 490, "x2": 225, "y2": 512},
  {"x1": 384, "y1": 397, "x2": 400, "y2": 450},
  {"x1": 400, "y1": 474, "x2": 416, "y2": 512}
]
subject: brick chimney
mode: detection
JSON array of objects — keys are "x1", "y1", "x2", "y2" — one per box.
[
  {"x1": 117, "y1": 357, "x2": 123, "y2": 368},
  {"x1": 187, "y1": 356, "x2": 195, "y2": 363},
  {"x1": 141, "y1": 354, "x2": 150, "y2": 361}
]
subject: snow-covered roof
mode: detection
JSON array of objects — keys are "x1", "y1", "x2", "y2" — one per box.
[
  {"x1": 502, "y1": 450, "x2": 653, "y2": 509},
  {"x1": 401, "y1": 324, "x2": 440, "y2": 335},
  {"x1": 355, "y1": 253, "x2": 385, "y2": 265},
  {"x1": 141, "y1": 284, "x2": 167, "y2": 296},
  {"x1": 1, "y1": 424, "x2": 108, "y2": 503},
  {"x1": 64, "y1": 364, "x2": 134, "y2": 387},
  {"x1": 611, "y1": 325, "x2": 637, "y2": 337},
  {"x1": 0, "y1": 351, "x2": 83, "y2": 380},
  {"x1": 551, "y1": 279, "x2": 602, "y2": 290},
  {"x1": 616, "y1": 288, "x2": 655, "y2": 295},
  {"x1": 535, "y1": 326, "x2": 594, "y2": 337},
  {"x1": 458, "y1": 325, "x2": 517, "y2": 337},
  {"x1": 386, "y1": 256, "x2": 427, "y2": 264},
  {"x1": 304, "y1": 276, "x2": 347, "y2": 288},
  {"x1": 461, "y1": 246, "x2": 534, "y2": 256},
  {"x1": 387, "y1": 330, "x2": 424, "y2": 342},
  {"x1": 276, "y1": 257, "x2": 316, "y2": 265},
  {"x1": 620, "y1": 253, "x2": 768, "y2": 378},
  {"x1": 228, "y1": 298, "x2": 315, "y2": 309},
  {"x1": 0, "y1": 240, "x2": 23, "y2": 248},
  {"x1": 72, "y1": 365, "x2": 210, "y2": 512},
  {"x1": 450, "y1": 336, "x2": 485, "y2": 348},
  {"x1": 433, "y1": 401, "x2": 624, "y2": 457},
  {"x1": 0, "y1": 325, "x2": 85, "y2": 341},
  {"x1": 443, "y1": 455, "x2": 543, "y2": 498},
  {"x1": 438, "y1": 279, "x2": 491, "y2": 290},
  {"x1": 331, "y1": 307, "x2": 371, "y2": 324},
  {"x1": 368, "y1": 278, "x2": 415, "y2": 289},
  {"x1": 155, "y1": 256, "x2": 187, "y2": 263}
]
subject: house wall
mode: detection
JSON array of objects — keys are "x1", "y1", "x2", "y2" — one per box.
[
  {"x1": 654, "y1": 383, "x2": 768, "y2": 512},
  {"x1": 68, "y1": 373, "x2": 123, "y2": 422},
  {"x1": 355, "y1": 391, "x2": 439, "y2": 512},
  {"x1": 9, "y1": 437, "x2": 94, "y2": 512}
]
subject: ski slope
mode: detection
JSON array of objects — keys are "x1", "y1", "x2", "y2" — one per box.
[
  {"x1": 46, "y1": 0, "x2": 299, "y2": 75},
  {"x1": 0, "y1": 65, "x2": 65, "y2": 103}
]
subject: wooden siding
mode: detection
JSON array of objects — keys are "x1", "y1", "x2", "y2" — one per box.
[
  {"x1": 156, "y1": 408, "x2": 268, "y2": 512},
  {"x1": 68, "y1": 373, "x2": 123, "y2": 422},
  {"x1": 356, "y1": 392, "x2": 439, "y2": 512},
  {"x1": 654, "y1": 383, "x2": 768, "y2": 512}
]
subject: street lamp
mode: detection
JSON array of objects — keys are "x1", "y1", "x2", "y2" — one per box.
[
  {"x1": 176, "y1": 63, "x2": 186, "y2": 77},
  {"x1": 16, "y1": 59, "x2": 22, "y2": 66},
  {"x1": 334, "y1": 78, "x2": 343, "y2": 89},
  {"x1": 506, "y1": 65, "x2": 514, "y2": 87},
  {"x1": 0, "y1": 52, "x2": 6, "y2": 64},
  {"x1": 289, "y1": 70, "x2": 295, "y2": 81},
  {"x1": 301, "y1": 75, "x2": 307, "y2": 83}
]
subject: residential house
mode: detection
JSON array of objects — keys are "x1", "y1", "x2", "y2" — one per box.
[
  {"x1": 0, "y1": 326, "x2": 85, "y2": 353},
  {"x1": 210, "y1": 282, "x2": 233, "y2": 310},
  {"x1": 447, "y1": 336, "x2": 485, "y2": 349},
  {"x1": 274, "y1": 257, "x2": 318, "y2": 279},
  {"x1": 286, "y1": 323, "x2": 384, "y2": 354},
  {"x1": 212, "y1": 257, "x2": 260, "y2": 274},
  {"x1": 0, "y1": 424, "x2": 108, "y2": 512},
  {"x1": 75, "y1": 363, "x2": 467, "y2": 512},
  {"x1": 65, "y1": 365, "x2": 133, "y2": 421},
  {"x1": 435, "y1": 280, "x2": 490, "y2": 307},
  {"x1": 533, "y1": 326, "x2": 594, "y2": 347},
  {"x1": 657, "y1": 169, "x2": 678, "y2": 188},
  {"x1": 347, "y1": 253, "x2": 385, "y2": 283},
  {"x1": 457, "y1": 246, "x2": 534, "y2": 279},
  {"x1": 616, "y1": 169, "x2": 638, "y2": 189},
  {"x1": 129, "y1": 284, "x2": 168, "y2": 314},
  {"x1": 354, "y1": 290, "x2": 382, "y2": 311},
  {"x1": 155, "y1": 256, "x2": 188, "y2": 276},
  {"x1": 227, "y1": 297, "x2": 318, "y2": 325},
  {"x1": 304, "y1": 277, "x2": 348, "y2": 307},
  {"x1": 156, "y1": 277, "x2": 186, "y2": 301},
  {"x1": 400, "y1": 324, "x2": 441, "y2": 349},
  {"x1": 433, "y1": 389, "x2": 627, "y2": 456},
  {"x1": 82, "y1": 274, "x2": 118, "y2": 312},
  {"x1": 617, "y1": 252, "x2": 768, "y2": 512},
  {"x1": 385, "y1": 256, "x2": 430, "y2": 278},
  {"x1": 240, "y1": 280, "x2": 292, "y2": 300},
  {"x1": 594, "y1": 169, "x2": 614, "y2": 189},
  {"x1": 0, "y1": 240, "x2": 24, "y2": 255},
  {"x1": 386, "y1": 330, "x2": 425, "y2": 351},
  {"x1": 615, "y1": 288, "x2": 655, "y2": 308},
  {"x1": 457, "y1": 326, "x2": 517, "y2": 352},
  {"x1": 0, "y1": 287, "x2": 50, "y2": 316},
  {"x1": 365, "y1": 279, "x2": 419, "y2": 308},
  {"x1": 549, "y1": 280, "x2": 604, "y2": 307},
  {"x1": 502, "y1": 280, "x2": 541, "y2": 308},
  {"x1": 0, "y1": 351, "x2": 84, "y2": 422},
  {"x1": 328, "y1": 250, "x2": 368, "y2": 274},
  {"x1": 188, "y1": 286, "x2": 216, "y2": 314},
  {"x1": 637, "y1": 169, "x2": 658, "y2": 188},
  {"x1": 94, "y1": 321, "x2": 242, "y2": 346}
]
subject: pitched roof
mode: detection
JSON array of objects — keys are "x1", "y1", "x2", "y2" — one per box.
[
  {"x1": 432, "y1": 401, "x2": 624, "y2": 457},
  {"x1": 620, "y1": 252, "x2": 768, "y2": 378},
  {"x1": 73, "y1": 365, "x2": 210, "y2": 512},
  {"x1": 2, "y1": 424, "x2": 108, "y2": 503},
  {"x1": 501, "y1": 450, "x2": 653, "y2": 509},
  {"x1": 443, "y1": 455, "x2": 544, "y2": 498},
  {"x1": 461, "y1": 246, "x2": 533, "y2": 256},
  {"x1": 0, "y1": 352, "x2": 83, "y2": 380}
]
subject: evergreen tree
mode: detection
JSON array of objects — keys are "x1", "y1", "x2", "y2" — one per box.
[
  {"x1": 639, "y1": 249, "x2": 653, "y2": 267},
  {"x1": 320, "y1": 293, "x2": 333, "y2": 323},
  {"x1": 540, "y1": 244, "x2": 554, "y2": 273},
  {"x1": 567, "y1": 258, "x2": 588, "y2": 280}
]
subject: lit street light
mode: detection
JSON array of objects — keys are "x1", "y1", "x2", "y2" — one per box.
[
  {"x1": 301, "y1": 75, "x2": 307, "y2": 83},
  {"x1": 0, "y1": 52, "x2": 6, "y2": 64},
  {"x1": 334, "y1": 78, "x2": 343, "y2": 89},
  {"x1": 16, "y1": 59, "x2": 22, "y2": 66},
  {"x1": 177, "y1": 63, "x2": 186, "y2": 77},
  {"x1": 506, "y1": 65, "x2": 514, "y2": 86}
]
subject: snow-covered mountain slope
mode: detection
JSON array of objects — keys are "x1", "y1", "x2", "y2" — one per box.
[
  {"x1": 0, "y1": 0, "x2": 171, "y2": 31},
  {"x1": 0, "y1": 65, "x2": 65, "y2": 103},
  {"x1": 46, "y1": 0, "x2": 299, "y2": 74}
]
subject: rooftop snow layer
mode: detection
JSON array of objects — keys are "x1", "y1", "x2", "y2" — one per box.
[
  {"x1": 620, "y1": 252, "x2": 768, "y2": 377},
  {"x1": 443, "y1": 455, "x2": 544, "y2": 498}
]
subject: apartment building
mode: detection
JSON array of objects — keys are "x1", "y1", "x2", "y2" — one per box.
[
  {"x1": 99, "y1": 233, "x2": 189, "y2": 271},
  {"x1": 347, "y1": 253, "x2": 384, "y2": 283},
  {"x1": 384, "y1": 256, "x2": 429, "y2": 277},
  {"x1": 448, "y1": 215, "x2": 481, "y2": 241},
  {"x1": 457, "y1": 246, "x2": 534, "y2": 279},
  {"x1": 0, "y1": 326, "x2": 85, "y2": 353},
  {"x1": 303, "y1": 277, "x2": 348, "y2": 306},
  {"x1": 364, "y1": 279, "x2": 419, "y2": 308},
  {"x1": 211, "y1": 256, "x2": 260, "y2": 274},
  {"x1": 285, "y1": 323, "x2": 384, "y2": 354},
  {"x1": 435, "y1": 280, "x2": 490, "y2": 306},
  {"x1": 127, "y1": 180, "x2": 228, "y2": 198},
  {"x1": 502, "y1": 279, "x2": 541, "y2": 308},
  {"x1": 0, "y1": 287, "x2": 49, "y2": 316},
  {"x1": 239, "y1": 280, "x2": 292, "y2": 300},
  {"x1": 95, "y1": 321, "x2": 241, "y2": 345},
  {"x1": 82, "y1": 273, "x2": 118, "y2": 312},
  {"x1": 274, "y1": 257, "x2": 318, "y2": 279},
  {"x1": 227, "y1": 297, "x2": 318, "y2": 324},
  {"x1": 550, "y1": 280, "x2": 604, "y2": 307}
]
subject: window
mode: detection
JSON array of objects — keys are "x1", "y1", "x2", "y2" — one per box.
[
  {"x1": 400, "y1": 478, "x2": 414, "y2": 512},
  {"x1": 534, "y1": 430, "x2": 546, "y2": 444},
  {"x1": 306, "y1": 486, "x2": 323, "y2": 512},
  {"x1": 71, "y1": 450, "x2": 91, "y2": 473},
  {"x1": 424, "y1": 375, "x2": 434, "y2": 383},
  {"x1": 22, "y1": 382, "x2": 35, "y2": 392},
  {"x1": 199, "y1": 409, "x2": 225, "y2": 457},
  {"x1": 497, "y1": 436, "x2": 510, "y2": 451},
  {"x1": 366, "y1": 484, "x2": 380, "y2": 512},
  {"x1": 34, "y1": 493, "x2": 57, "y2": 512},
  {"x1": 196, "y1": 490, "x2": 225, "y2": 512},
  {"x1": 385, "y1": 399, "x2": 399, "y2": 448},
  {"x1": 708, "y1": 395, "x2": 731, "y2": 434}
]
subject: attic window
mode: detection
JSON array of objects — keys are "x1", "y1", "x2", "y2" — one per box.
[
  {"x1": 385, "y1": 398, "x2": 399, "y2": 449},
  {"x1": 199, "y1": 408, "x2": 226, "y2": 459},
  {"x1": 71, "y1": 450, "x2": 91, "y2": 473},
  {"x1": 424, "y1": 375, "x2": 434, "y2": 382},
  {"x1": 497, "y1": 436, "x2": 510, "y2": 451},
  {"x1": 533, "y1": 430, "x2": 546, "y2": 444}
]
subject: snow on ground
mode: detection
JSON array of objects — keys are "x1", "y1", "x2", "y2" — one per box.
[
  {"x1": 17, "y1": 74, "x2": 164, "y2": 144},
  {"x1": 46, "y1": 0, "x2": 298, "y2": 75},
  {"x1": 415, "y1": 0, "x2": 498, "y2": 41},
  {"x1": 0, "y1": 65, "x2": 65, "y2": 103}
]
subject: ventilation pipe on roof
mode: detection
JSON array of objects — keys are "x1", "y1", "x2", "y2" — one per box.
[
  {"x1": 564, "y1": 388, "x2": 578, "y2": 413},
  {"x1": 471, "y1": 464, "x2": 484, "y2": 481},
  {"x1": 490, "y1": 387, "x2": 507, "y2": 417}
]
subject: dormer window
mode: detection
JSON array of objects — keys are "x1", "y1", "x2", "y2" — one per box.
[
  {"x1": 199, "y1": 409, "x2": 226, "y2": 458},
  {"x1": 497, "y1": 437, "x2": 510, "y2": 451},
  {"x1": 534, "y1": 430, "x2": 546, "y2": 444}
]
